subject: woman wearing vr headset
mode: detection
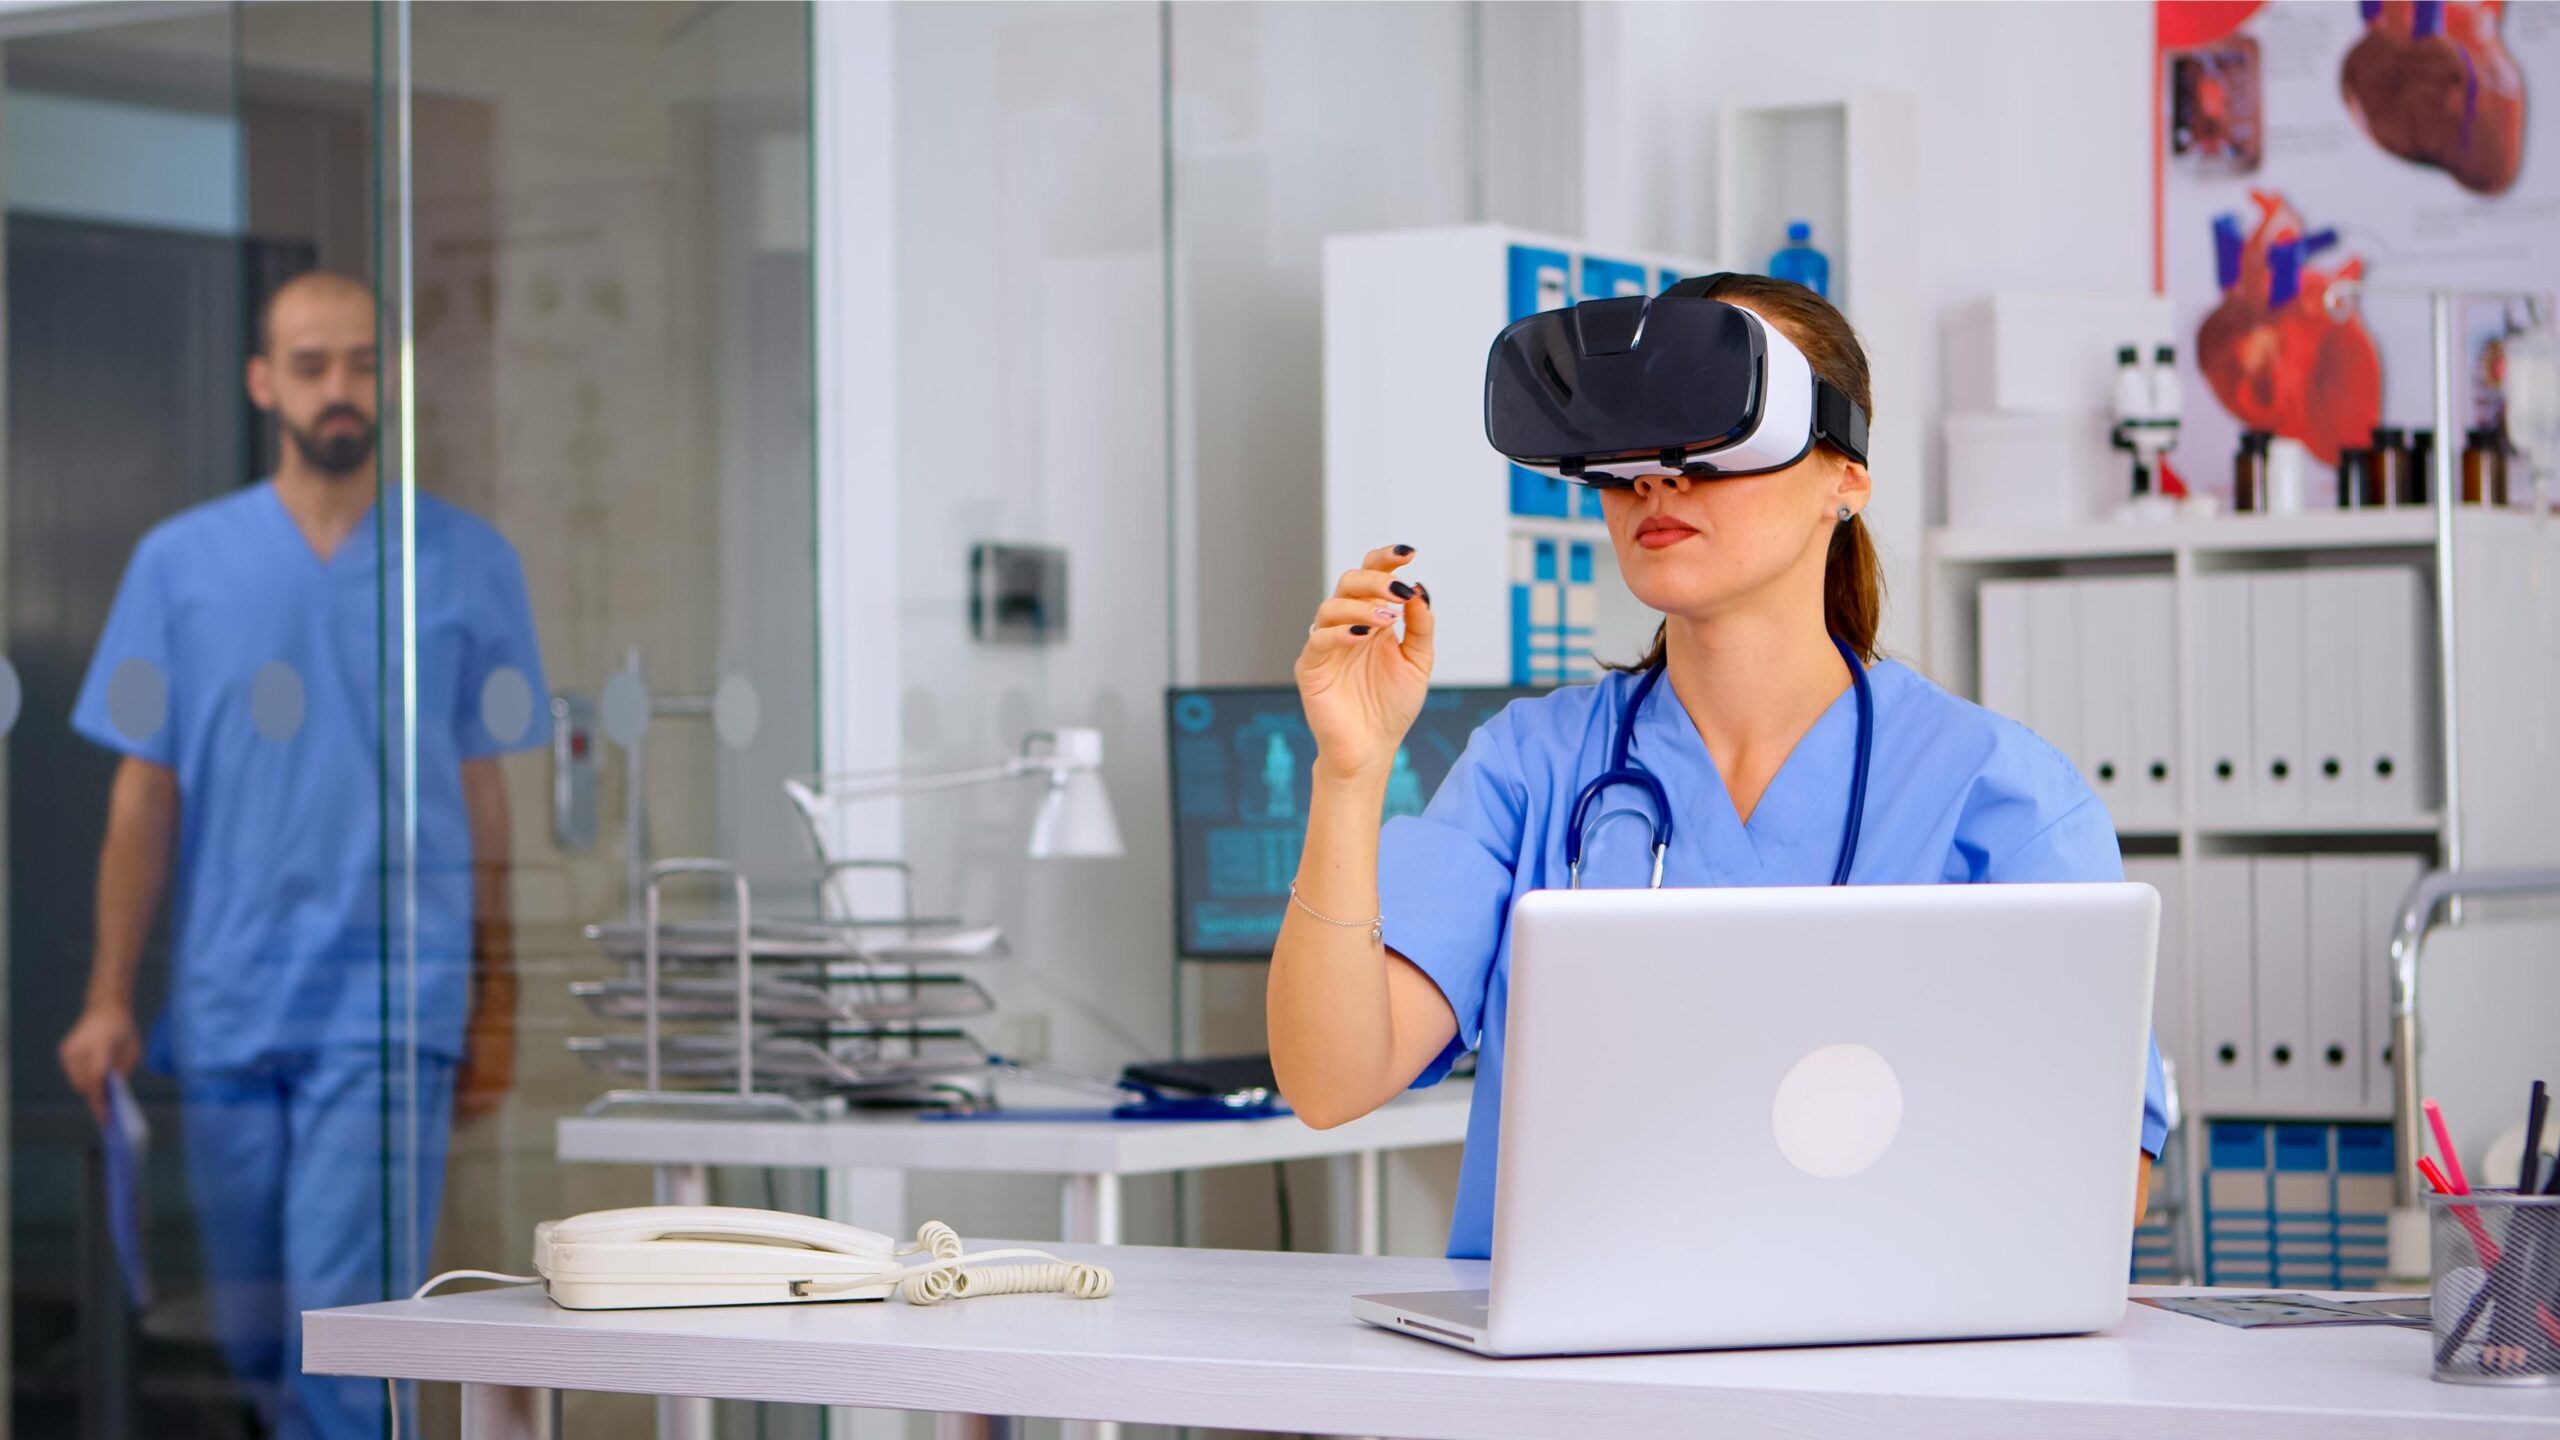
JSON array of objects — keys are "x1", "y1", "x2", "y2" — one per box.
[{"x1": 1269, "y1": 273, "x2": 2166, "y2": 1262}]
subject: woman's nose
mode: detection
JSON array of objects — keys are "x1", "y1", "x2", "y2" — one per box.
[{"x1": 1630, "y1": 472, "x2": 1693, "y2": 499}]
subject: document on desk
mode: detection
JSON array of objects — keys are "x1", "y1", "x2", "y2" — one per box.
[
  {"x1": 101, "y1": 1073, "x2": 151, "y2": 1309},
  {"x1": 2136, "y1": 1292, "x2": 2428, "y2": 1328}
]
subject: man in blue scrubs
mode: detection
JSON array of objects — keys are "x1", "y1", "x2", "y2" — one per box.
[{"x1": 55, "y1": 271, "x2": 548, "y2": 1438}]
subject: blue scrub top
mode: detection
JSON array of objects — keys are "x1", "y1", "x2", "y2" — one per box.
[
  {"x1": 1378, "y1": 658, "x2": 2172, "y2": 1260},
  {"x1": 73, "y1": 482, "x2": 549, "y2": 1073}
]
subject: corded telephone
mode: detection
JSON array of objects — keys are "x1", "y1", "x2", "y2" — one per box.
[
  {"x1": 528, "y1": 1204, "x2": 1114, "y2": 1310},
  {"x1": 391, "y1": 1207, "x2": 1111, "y2": 1438}
]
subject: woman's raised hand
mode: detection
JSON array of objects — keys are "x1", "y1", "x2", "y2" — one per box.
[{"x1": 1294, "y1": 545, "x2": 1435, "y2": 783}]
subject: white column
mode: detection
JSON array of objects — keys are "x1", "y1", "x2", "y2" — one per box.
[{"x1": 813, "y1": 0, "x2": 903, "y2": 848}]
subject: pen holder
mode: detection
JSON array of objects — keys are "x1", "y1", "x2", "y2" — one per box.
[{"x1": 2428, "y1": 1190, "x2": 2560, "y2": 1386}]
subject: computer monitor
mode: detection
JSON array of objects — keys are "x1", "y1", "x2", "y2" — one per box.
[{"x1": 1166, "y1": 685, "x2": 1543, "y2": 960}]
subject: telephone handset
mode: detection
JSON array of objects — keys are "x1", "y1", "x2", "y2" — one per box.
[{"x1": 531, "y1": 1204, "x2": 1114, "y2": 1311}]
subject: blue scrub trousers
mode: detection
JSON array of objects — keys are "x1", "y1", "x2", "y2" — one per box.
[{"x1": 179, "y1": 1049, "x2": 454, "y2": 1440}]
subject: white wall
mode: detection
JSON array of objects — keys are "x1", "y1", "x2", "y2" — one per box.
[{"x1": 1579, "y1": 0, "x2": 2154, "y2": 576}]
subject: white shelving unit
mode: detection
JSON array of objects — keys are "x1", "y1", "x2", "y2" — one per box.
[
  {"x1": 1718, "y1": 89, "x2": 1922, "y2": 659},
  {"x1": 1926, "y1": 505, "x2": 2560, "y2": 1280},
  {"x1": 1322, "y1": 225, "x2": 1713, "y2": 686}
]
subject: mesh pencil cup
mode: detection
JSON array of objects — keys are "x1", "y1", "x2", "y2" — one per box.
[{"x1": 2428, "y1": 1189, "x2": 2560, "y2": 1386}]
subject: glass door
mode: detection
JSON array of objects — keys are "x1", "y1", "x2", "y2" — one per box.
[{"x1": 3, "y1": 1, "x2": 403, "y2": 1433}]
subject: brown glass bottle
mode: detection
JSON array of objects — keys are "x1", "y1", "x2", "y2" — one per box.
[
  {"x1": 2234, "y1": 430, "x2": 2271, "y2": 513},
  {"x1": 2462, "y1": 426, "x2": 2508, "y2": 505},
  {"x1": 2371, "y1": 427, "x2": 2413, "y2": 507},
  {"x1": 2406, "y1": 429, "x2": 2436, "y2": 505}
]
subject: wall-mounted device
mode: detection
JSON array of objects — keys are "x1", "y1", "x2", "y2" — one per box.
[
  {"x1": 970, "y1": 543, "x2": 1068, "y2": 644},
  {"x1": 549, "y1": 692, "x2": 598, "y2": 852}
]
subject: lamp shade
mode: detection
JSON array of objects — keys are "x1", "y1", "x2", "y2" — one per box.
[{"x1": 1026, "y1": 727, "x2": 1123, "y2": 859}]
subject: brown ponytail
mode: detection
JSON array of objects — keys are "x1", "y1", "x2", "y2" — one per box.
[{"x1": 1610, "y1": 273, "x2": 1882, "y2": 670}]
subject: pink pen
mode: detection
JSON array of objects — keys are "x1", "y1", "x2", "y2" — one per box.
[{"x1": 2425, "y1": 1099, "x2": 2472, "y2": 1193}]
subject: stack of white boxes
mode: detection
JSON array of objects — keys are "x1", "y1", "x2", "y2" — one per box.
[{"x1": 1941, "y1": 293, "x2": 2176, "y2": 529}]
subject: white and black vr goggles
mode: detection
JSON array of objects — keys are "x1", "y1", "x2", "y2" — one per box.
[{"x1": 1482, "y1": 274, "x2": 1870, "y2": 485}]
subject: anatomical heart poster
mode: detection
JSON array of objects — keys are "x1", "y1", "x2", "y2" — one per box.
[{"x1": 2157, "y1": 1, "x2": 2557, "y2": 499}]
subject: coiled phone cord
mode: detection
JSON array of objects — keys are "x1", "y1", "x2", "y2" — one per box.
[{"x1": 864, "y1": 1220, "x2": 1116, "y2": 1304}]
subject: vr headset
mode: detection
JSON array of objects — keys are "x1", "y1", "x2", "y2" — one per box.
[{"x1": 1483, "y1": 274, "x2": 1870, "y2": 485}]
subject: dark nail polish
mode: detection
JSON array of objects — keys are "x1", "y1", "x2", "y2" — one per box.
[
  {"x1": 1393, "y1": 544, "x2": 1414, "y2": 556},
  {"x1": 1389, "y1": 580, "x2": 1415, "y2": 599},
  {"x1": 1417, "y1": 584, "x2": 1431, "y2": 604},
  {"x1": 1350, "y1": 624, "x2": 1372, "y2": 636}
]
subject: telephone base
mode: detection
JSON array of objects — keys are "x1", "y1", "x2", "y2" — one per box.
[{"x1": 543, "y1": 1277, "x2": 896, "y2": 1311}]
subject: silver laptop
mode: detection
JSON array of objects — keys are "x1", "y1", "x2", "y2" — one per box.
[{"x1": 1354, "y1": 881, "x2": 2157, "y2": 1357}]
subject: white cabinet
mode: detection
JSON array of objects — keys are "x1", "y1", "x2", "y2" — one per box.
[{"x1": 1321, "y1": 225, "x2": 1711, "y2": 687}]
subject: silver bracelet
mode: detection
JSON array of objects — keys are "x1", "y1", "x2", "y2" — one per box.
[{"x1": 1288, "y1": 881, "x2": 1383, "y2": 945}]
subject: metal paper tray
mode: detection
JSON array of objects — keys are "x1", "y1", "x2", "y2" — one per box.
[
  {"x1": 566, "y1": 1031, "x2": 991, "y2": 1088},
  {"x1": 582, "y1": 917, "x2": 1008, "y2": 964},
  {"x1": 569, "y1": 974, "x2": 994, "y2": 1025}
]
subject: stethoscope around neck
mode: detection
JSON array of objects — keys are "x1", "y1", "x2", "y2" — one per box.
[{"x1": 1563, "y1": 633, "x2": 1875, "y2": 889}]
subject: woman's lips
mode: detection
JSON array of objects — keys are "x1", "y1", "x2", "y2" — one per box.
[{"x1": 1634, "y1": 516, "x2": 1699, "y2": 550}]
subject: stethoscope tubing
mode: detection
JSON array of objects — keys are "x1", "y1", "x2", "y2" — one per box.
[{"x1": 1564, "y1": 633, "x2": 1873, "y2": 889}]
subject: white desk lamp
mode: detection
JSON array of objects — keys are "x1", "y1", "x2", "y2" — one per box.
[{"x1": 784, "y1": 727, "x2": 1125, "y2": 880}]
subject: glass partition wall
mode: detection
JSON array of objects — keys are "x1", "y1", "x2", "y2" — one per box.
[
  {"x1": 1, "y1": 2, "x2": 1542, "y2": 1434},
  {"x1": 0, "y1": 1, "x2": 816, "y2": 1435}
]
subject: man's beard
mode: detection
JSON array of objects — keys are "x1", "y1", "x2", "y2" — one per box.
[{"x1": 285, "y1": 406, "x2": 377, "y2": 476}]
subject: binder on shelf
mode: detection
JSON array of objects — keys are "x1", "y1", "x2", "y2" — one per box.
[
  {"x1": 2314, "y1": 850, "x2": 2365, "y2": 1112},
  {"x1": 2361, "y1": 854, "x2": 2424, "y2": 1109},
  {"x1": 2272, "y1": 1124, "x2": 2337, "y2": 1289},
  {"x1": 2204, "y1": 1122, "x2": 2274, "y2": 1286},
  {"x1": 1976, "y1": 579, "x2": 2030, "y2": 724},
  {"x1": 1579, "y1": 254, "x2": 1650, "y2": 300},
  {"x1": 2195, "y1": 573, "x2": 2254, "y2": 822},
  {"x1": 2250, "y1": 856, "x2": 2311, "y2": 1106},
  {"x1": 2301, "y1": 570, "x2": 2362, "y2": 819},
  {"x1": 2304, "y1": 857, "x2": 2367, "y2": 1114},
  {"x1": 1508, "y1": 536, "x2": 1536, "y2": 685},
  {"x1": 2127, "y1": 857, "x2": 2186, "y2": 1073},
  {"x1": 2334, "y1": 1125, "x2": 2395, "y2": 1287},
  {"x1": 2196, "y1": 857, "x2": 2257, "y2": 1109},
  {"x1": 2126, "y1": 576, "x2": 2178, "y2": 829},
  {"x1": 1506, "y1": 243, "x2": 1576, "y2": 520},
  {"x1": 2356, "y1": 567, "x2": 2427, "y2": 817},
  {"x1": 2247, "y1": 572, "x2": 2307, "y2": 819},
  {"x1": 1563, "y1": 542, "x2": 1599, "y2": 680},
  {"x1": 2024, "y1": 579, "x2": 2081, "y2": 775},
  {"x1": 2075, "y1": 578, "x2": 2136, "y2": 823}
]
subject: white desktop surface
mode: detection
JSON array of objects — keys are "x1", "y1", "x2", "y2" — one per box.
[
  {"x1": 555, "y1": 1079, "x2": 1473, "y2": 1175},
  {"x1": 305, "y1": 1241, "x2": 2558, "y2": 1439}
]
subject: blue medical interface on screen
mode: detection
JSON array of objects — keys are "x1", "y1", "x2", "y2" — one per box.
[{"x1": 1166, "y1": 685, "x2": 1540, "y2": 959}]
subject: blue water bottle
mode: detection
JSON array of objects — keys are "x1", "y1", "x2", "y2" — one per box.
[{"x1": 1769, "y1": 220, "x2": 1829, "y2": 298}]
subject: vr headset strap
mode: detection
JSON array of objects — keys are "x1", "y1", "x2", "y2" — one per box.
[
  {"x1": 1814, "y1": 380, "x2": 1870, "y2": 466},
  {"x1": 1665, "y1": 272, "x2": 1871, "y2": 466}
]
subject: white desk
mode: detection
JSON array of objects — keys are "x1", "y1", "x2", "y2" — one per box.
[
  {"x1": 556, "y1": 1080, "x2": 1474, "y2": 1251},
  {"x1": 308, "y1": 1240, "x2": 2560, "y2": 1440},
  {"x1": 556, "y1": 1082, "x2": 1472, "y2": 1439}
]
